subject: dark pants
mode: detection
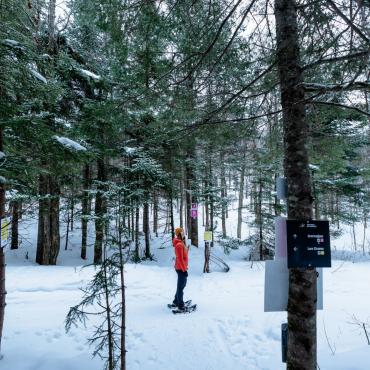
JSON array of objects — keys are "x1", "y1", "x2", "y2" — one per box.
[{"x1": 173, "y1": 269, "x2": 188, "y2": 308}]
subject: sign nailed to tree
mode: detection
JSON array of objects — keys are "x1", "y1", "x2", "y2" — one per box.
[
  {"x1": 204, "y1": 231, "x2": 213, "y2": 242},
  {"x1": 0, "y1": 217, "x2": 11, "y2": 248},
  {"x1": 286, "y1": 220, "x2": 331, "y2": 268}
]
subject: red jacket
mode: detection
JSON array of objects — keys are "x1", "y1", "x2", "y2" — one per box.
[{"x1": 173, "y1": 237, "x2": 188, "y2": 272}]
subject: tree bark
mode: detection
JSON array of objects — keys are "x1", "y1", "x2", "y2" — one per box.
[
  {"x1": 134, "y1": 206, "x2": 140, "y2": 262},
  {"x1": 81, "y1": 164, "x2": 91, "y2": 260},
  {"x1": 275, "y1": 1, "x2": 317, "y2": 369},
  {"x1": 237, "y1": 162, "x2": 246, "y2": 239},
  {"x1": 36, "y1": 174, "x2": 60, "y2": 265},
  {"x1": 10, "y1": 200, "x2": 20, "y2": 250},
  {"x1": 180, "y1": 175, "x2": 184, "y2": 228},
  {"x1": 169, "y1": 197, "x2": 175, "y2": 240},
  {"x1": 0, "y1": 128, "x2": 5, "y2": 354},
  {"x1": 143, "y1": 202, "x2": 150, "y2": 259},
  {"x1": 49, "y1": 176, "x2": 60, "y2": 264},
  {"x1": 220, "y1": 153, "x2": 227, "y2": 238},
  {"x1": 153, "y1": 190, "x2": 158, "y2": 237},
  {"x1": 47, "y1": 0, "x2": 56, "y2": 50},
  {"x1": 185, "y1": 156, "x2": 198, "y2": 247},
  {"x1": 94, "y1": 159, "x2": 107, "y2": 264},
  {"x1": 257, "y1": 177, "x2": 264, "y2": 260}
]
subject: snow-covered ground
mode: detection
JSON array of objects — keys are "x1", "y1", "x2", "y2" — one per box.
[{"x1": 2, "y1": 206, "x2": 370, "y2": 369}]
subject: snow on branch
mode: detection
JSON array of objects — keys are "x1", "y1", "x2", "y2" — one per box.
[
  {"x1": 1, "y1": 39, "x2": 24, "y2": 50},
  {"x1": 303, "y1": 81, "x2": 370, "y2": 92},
  {"x1": 28, "y1": 64, "x2": 47, "y2": 84},
  {"x1": 79, "y1": 69, "x2": 101, "y2": 82},
  {"x1": 53, "y1": 136, "x2": 87, "y2": 151}
]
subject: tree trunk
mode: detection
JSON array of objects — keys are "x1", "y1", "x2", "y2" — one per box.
[
  {"x1": 205, "y1": 180, "x2": 210, "y2": 230},
  {"x1": 312, "y1": 171, "x2": 320, "y2": 220},
  {"x1": 118, "y1": 235, "x2": 126, "y2": 370},
  {"x1": 237, "y1": 162, "x2": 246, "y2": 239},
  {"x1": 36, "y1": 174, "x2": 60, "y2": 265},
  {"x1": 94, "y1": 159, "x2": 107, "y2": 264},
  {"x1": 102, "y1": 249, "x2": 114, "y2": 370},
  {"x1": 203, "y1": 242, "x2": 210, "y2": 273},
  {"x1": 70, "y1": 187, "x2": 74, "y2": 231},
  {"x1": 134, "y1": 206, "x2": 140, "y2": 262},
  {"x1": 153, "y1": 190, "x2": 158, "y2": 237},
  {"x1": 65, "y1": 207, "x2": 70, "y2": 251},
  {"x1": 81, "y1": 164, "x2": 91, "y2": 260},
  {"x1": 180, "y1": 176, "x2": 184, "y2": 228},
  {"x1": 169, "y1": 197, "x2": 175, "y2": 239},
  {"x1": 0, "y1": 128, "x2": 5, "y2": 354},
  {"x1": 49, "y1": 176, "x2": 60, "y2": 264},
  {"x1": 275, "y1": 1, "x2": 317, "y2": 369},
  {"x1": 220, "y1": 153, "x2": 227, "y2": 238},
  {"x1": 143, "y1": 202, "x2": 150, "y2": 259},
  {"x1": 10, "y1": 200, "x2": 20, "y2": 250},
  {"x1": 37, "y1": 174, "x2": 51, "y2": 264},
  {"x1": 47, "y1": 0, "x2": 56, "y2": 50},
  {"x1": 131, "y1": 202, "x2": 135, "y2": 241},
  {"x1": 185, "y1": 158, "x2": 198, "y2": 247},
  {"x1": 258, "y1": 178, "x2": 263, "y2": 260}
]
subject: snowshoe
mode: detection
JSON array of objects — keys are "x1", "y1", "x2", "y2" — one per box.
[
  {"x1": 167, "y1": 300, "x2": 192, "y2": 309},
  {"x1": 172, "y1": 304, "x2": 197, "y2": 314}
]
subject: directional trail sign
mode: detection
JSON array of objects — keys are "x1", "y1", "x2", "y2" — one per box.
[{"x1": 286, "y1": 220, "x2": 331, "y2": 268}]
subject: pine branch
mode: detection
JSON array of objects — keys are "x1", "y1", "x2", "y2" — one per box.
[
  {"x1": 180, "y1": 0, "x2": 244, "y2": 82},
  {"x1": 208, "y1": 0, "x2": 259, "y2": 74}
]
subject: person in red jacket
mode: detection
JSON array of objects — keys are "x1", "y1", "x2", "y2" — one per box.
[{"x1": 171, "y1": 227, "x2": 189, "y2": 310}]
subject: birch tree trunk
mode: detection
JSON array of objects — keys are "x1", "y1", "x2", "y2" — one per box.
[{"x1": 275, "y1": 1, "x2": 317, "y2": 369}]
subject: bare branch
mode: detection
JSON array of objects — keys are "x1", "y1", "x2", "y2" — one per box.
[
  {"x1": 326, "y1": 0, "x2": 370, "y2": 45},
  {"x1": 202, "y1": 61, "x2": 276, "y2": 122},
  {"x1": 310, "y1": 100, "x2": 370, "y2": 117},
  {"x1": 303, "y1": 50, "x2": 370, "y2": 70},
  {"x1": 303, "y1": 80, "x2": 370, "y2": 92},
  {"x1": 175, "y1": 109, "x2": 281, "y2": 134}
]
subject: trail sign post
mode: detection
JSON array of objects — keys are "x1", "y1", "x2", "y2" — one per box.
[
  {"x1": 286, "y1": 220, "x2": 331, "y2": 268},
  {"x1": 264, "y1": 218, "x2": 326, "y2": 308},
  {"x1": 204, "y1": 231, "x2": 213, "y2": 242},
  {"x1": 0, "y1": 217, "x2": 11, "y2": 248}
]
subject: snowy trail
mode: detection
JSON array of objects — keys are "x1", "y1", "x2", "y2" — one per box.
[{"x1": 3, "y1": 244, "x2": 370, "y2": 369}]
